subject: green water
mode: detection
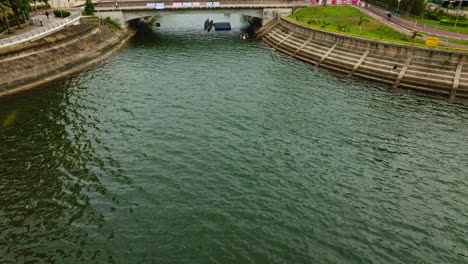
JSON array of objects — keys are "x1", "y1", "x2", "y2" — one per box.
[{"x1": 1, "y1": 14, "x2": 468, "y2": 263}]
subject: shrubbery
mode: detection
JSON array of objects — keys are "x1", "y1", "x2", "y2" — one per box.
[
  {"x1": 367, "y1": 0, "x2": 425, "y2": 17},
  {"x1": 82, "y1": 0, "x2": 95, "y2": 15},
  {"x1": 425, "y1": 8, "x2": 467, "y2": 21},
  {"x1": 0, "y1": 19, "x2": 26, "y2": 33},
  {"x1": 53, "y1": 9, "x2": 70, "y2": 18},
  {"x1": 425, "y1": 8, "x2": 447, "y2": 20},
  {"x1": 36, "y1": 4, "x2": 51, "y2": 9},
  {"x1": 102, "y1": 17, "x2": 121, "y2": 30},
  {"x1": 440, "y1": 19, "x2": 468, "y2": 27}
]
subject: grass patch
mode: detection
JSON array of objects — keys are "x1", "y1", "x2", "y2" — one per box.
[
  {"x1": 289, "y1": 7, "x2": 424, "y2": 44},
  {"x1": 102, "y1": 17, "x2": 122, "y2": 30},
  {"x1": 286, "y1": 6, "x2": 468, "y2": 50},
  {"x1": 291, "y1": 6, "x2": 362, "y2": 19},
  {"x1": 286, "y1": 16, "x2": 468, "y2": 51},
  {"x1": 405, "y1": 18, "x2": 468, "y2": 34},
  {"x1": 420, "y1": 32, "x2": 468, "y2": 46}
]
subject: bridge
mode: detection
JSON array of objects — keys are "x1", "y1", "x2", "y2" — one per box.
[{"x1": 94, "y1": 0, "x2": 310, "y2": 27}]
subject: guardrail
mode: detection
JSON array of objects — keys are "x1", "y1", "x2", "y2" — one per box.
[
  {"x1": 0, "y1": 13, "x2": 81, "y2": 49},
  {"x1": 95, "y1": 0, "x2": 310, "y2": 7}
]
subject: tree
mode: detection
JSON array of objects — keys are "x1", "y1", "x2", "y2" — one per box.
[
  {"x1": 0, "y1": 0, "x2": 48, "y2": 29},
  {"x1": 320, "y1": 20, "x2": 330, "y2": 28},
  {"x1": 378, "y1": 25, "x2": 387, "y2": 39},
  {"x1": 358, "y1": 16, "x2": 369, "y2": 36},
  {"x1": 307, "y1": 19, "x2": 317, "y2": 25},
  {"x1": 453, "y1": 1, "x2": 464, "y2": 29},
  {"x1": 0, "y1": 2, "x2": 13, "y2": 33},
  {"x1": 337, "y1": 24, "x2": 349, "y2": 32},
  {"x1": 3, "y1": 0, "x2": 19, "y2": 29},
  {"x1": 410, "y1": 31, "x2": 422, "y2": 42},
  {"x1": 84, "y1": 0, "x2": 95, "y2": 15},
  {"x1": 368, "y1": 0, "x2": 426, "y2": 17}
]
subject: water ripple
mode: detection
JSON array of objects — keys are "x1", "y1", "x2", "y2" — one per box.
[{"x1": 1, "y1": 14, "x2": 468, "y2": 263}]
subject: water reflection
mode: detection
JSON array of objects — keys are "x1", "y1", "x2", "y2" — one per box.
[
  {"x1": 0, "y1": 78, "x2": 122, "y2": 261},
  {"x1": 0, "y1": 13, "x2": 468, "y2": 263}
]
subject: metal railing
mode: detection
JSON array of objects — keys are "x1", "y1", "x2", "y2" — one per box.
[
  {"x1": 0, "y1": 13, "x2": 81, "y2": 49},
  {"x1": 95, "y1": 0, "x2": 310, "y2": 8}
]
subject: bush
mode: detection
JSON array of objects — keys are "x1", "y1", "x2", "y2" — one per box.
[
  {"x1": 36, "y1": 4, "x2": 51, "y2": 9},
  {"x1": 440, "y1": 19, "x2": 468, "y2": 27},
  {"x1": 0, "y1": 19, "x2": 26, "y2": 33},
  {"x1": 53, "y1": 9, "x2": 71, "y2": 18},
  {"x1": 103, "y1": 17, "x2": 121, "y2": 30},
  {"x1": 425, "y1": 8, "x2": 443, "y2": 20},
  {"x1": 83, "y1": 0, "x2": 95, "y2": 15}
]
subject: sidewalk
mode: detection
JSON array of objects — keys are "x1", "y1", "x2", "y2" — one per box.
[
  {"x1": 358, "y1": 5, "x2": 468, "y2": 49},
  {"x1": 0, "y1": 13, "x2": 68, "y2": 40},
  {"x1": 0, "y1": 12, "x2": 81, "y2": 48}
]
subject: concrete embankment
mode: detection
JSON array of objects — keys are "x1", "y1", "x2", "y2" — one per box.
[
  {"x1": 259, "y1": 17, "x2": 468, "y2": 99},
  {"x1": 0, "y1": 24, "x2": 132, "y2": 96}
]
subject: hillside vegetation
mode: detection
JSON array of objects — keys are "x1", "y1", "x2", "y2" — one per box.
[{"x1": 289, "y1": 6, "x2": 423, "y2": 43}]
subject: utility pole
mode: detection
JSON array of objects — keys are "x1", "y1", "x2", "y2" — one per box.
[
  {"x1": 454, "y1": 0, "x2": 462, "y2": 29},
  {"x1": 396, "y1": 0, "x2": 401, "y2": 16}
]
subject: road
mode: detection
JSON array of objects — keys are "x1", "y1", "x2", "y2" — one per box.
[{"x1": 360, "y1": 5, "x2": 468, "y2": 49}]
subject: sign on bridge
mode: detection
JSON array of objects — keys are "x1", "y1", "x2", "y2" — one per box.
[
  {"x1": 308, "y1": 0, "x2": 365, "y2": 7},
  {"x1": 146, "y1": 2, "x2": 222, "y2": 9}
]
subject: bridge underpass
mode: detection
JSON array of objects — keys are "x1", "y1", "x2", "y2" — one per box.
[{"x1": 94, "y1": 1, "x2": 308, "y2": 27}]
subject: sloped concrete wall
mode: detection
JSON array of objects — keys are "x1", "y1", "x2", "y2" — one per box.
[
  {"x1": 262, "y1": 8, "x2": 292, "y2": 25},
  {"x1": 0, "y1": 25, "x2": 129, "y2": 96},
  {"x1": 260, "y1": 17, "x2": 468, "y2": 98}
]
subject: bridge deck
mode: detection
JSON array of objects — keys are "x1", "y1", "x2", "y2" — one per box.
[{"x1": 96, "y1": 0, "x2": 308, "y2": 10}]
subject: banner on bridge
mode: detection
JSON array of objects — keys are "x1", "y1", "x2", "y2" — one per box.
[
  {"x1": 147, "y1": 1, "x2": 364, "y2": 9},
  {"x1": 147, "y1": 3, "x2": 165, "y2": 9},
  {"x1": 308, "y1": 0, "x2": 365, "y2": 6}
]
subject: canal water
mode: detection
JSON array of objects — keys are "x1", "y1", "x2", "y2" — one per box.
[{"x1": 1, "y1": 14, "x2": 467, "y2": 263}]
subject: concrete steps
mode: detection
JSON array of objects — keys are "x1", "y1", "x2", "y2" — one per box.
[{"x1": 261, "y1": 17, "x2": 468, "y2": 99}]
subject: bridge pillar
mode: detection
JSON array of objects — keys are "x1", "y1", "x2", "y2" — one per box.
[
  {"x1": 262, "y1": 8, "x2": 292, "y2": 26},
  {"x1": 95, "y1": 11, "x2": 127, "y2": 28}
]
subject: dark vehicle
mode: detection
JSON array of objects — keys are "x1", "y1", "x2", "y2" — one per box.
[{"x1": 214, "y1": 22, "x2": 231, "y2": 30}]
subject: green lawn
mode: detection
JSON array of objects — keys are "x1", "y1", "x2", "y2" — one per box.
[
  {"x1": 405, "y1": 18, "x2": 468, "y2": 34},
  {"x1": 288, "y1": 7, "x2": 424, "y2": 44},
  {"x1": 291, "y1": 6, "x2": 362, "y2": 18},
  {"x1": 420, "y1": 32, "x2": 468, "y2": 46}
]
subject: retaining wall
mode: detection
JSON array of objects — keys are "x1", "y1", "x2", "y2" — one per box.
[
  {"x1": 0, "y1": 24, "x2": 129, "y2": 96},
  {"x1": 259, "y1": 17, "x2": 468, "y2": 99}
]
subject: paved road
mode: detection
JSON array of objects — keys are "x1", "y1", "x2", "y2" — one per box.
[
  {"x1": 359, "y1": 5, "x2": 468, "y2": 49},
  {"x1": 366, "y1": 5, "x2": 468, "y2": 40}
]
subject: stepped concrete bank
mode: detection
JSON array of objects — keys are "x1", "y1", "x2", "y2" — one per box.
[
  {"x1": 259, "y1": 17, "x2": 468, "y2": 99},
  {"x1": 0, "y1": 24, "x2": 131, "y2": 97}
]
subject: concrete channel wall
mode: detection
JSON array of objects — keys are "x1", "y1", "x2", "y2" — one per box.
[
  {"x1": 0, "y1": 24, "x2": 129, "y2": 96},
  {"x1": 260, "y1": 17, "x2": 468, "y2": 99}
]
